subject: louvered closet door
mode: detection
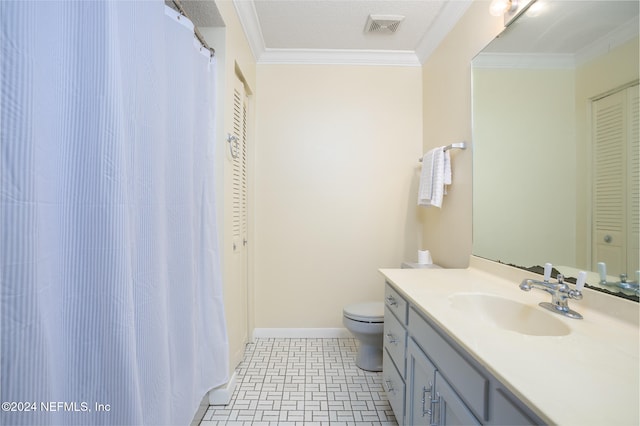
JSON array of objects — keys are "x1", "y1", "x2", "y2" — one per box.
[
  {"x1": 592, "y1": 84, "x2": 639, "y2": 276},
  {"x1": 232, "y1": 78, "x2": 248, "y2": 254},
  {"x1": 229, "y1": 73, "x2": 249, "y2": 362}
]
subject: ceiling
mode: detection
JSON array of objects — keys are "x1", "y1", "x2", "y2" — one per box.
[
  {"x1": 175, "y1": 0, "x2": 639, "y2": 66},
  {"x1": 486, "y1": 0, "x2": 639, "y2": 53},
  {"x1": 475, "y1": 0, "x2": 639, "y2": 67},
  {"x1": 172, "y1": 0, "x2": 226, "y2": 27},
  {"x1": 178, "y1": 0, "x2": 472, "y2": 66}
]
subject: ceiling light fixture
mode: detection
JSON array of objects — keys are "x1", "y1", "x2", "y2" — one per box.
[{"x1": 489, "y1": 0, "x2": 517, "y2": 16}]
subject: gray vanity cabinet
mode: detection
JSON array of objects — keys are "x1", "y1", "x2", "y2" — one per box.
[
  {"x1": 409, "y1": 307, "x2": 488, "y2": 422},
  {"x1": 406, "y1": 339, "x2": 479, "y2": 425},
  {"x1": 383, "y1": 281, "x2": 544, "y2": 426},
  {"x1": 383, "y1": 284, "x2": 408, "y2": 425}
]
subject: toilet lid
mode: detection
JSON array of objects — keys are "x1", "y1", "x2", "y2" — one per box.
[{"x1": 343, "y1": 302, "x2": 384, "y2": 322}]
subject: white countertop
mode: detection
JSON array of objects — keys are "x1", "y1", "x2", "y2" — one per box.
[{"x1": 380, "y1": 257, "x2": 640, "y2": 426}]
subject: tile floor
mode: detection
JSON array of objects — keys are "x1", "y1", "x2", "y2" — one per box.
[{"x1": 199, "y1": 338, "x2": 398, "y2": 426}]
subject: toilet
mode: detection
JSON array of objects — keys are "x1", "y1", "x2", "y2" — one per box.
[{"x1": 342, "y1": 302, "x2": 384, "y2": 372}]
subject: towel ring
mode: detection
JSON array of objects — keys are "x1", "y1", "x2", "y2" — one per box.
[{"x1": 227, "y1": 134, "x2": 239, "y2": 159}]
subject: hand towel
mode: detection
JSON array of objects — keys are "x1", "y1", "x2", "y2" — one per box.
[{"x1": 418, "y1": 146, "x2": 451, "y2": 208}]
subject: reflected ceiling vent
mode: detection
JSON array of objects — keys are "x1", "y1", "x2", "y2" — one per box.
[{"x1": 364, "y1": 14, "x2": 405, "y2": 34}]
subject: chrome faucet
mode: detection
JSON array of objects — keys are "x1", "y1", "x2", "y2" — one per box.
[
  {"x1": 618, "y1": 273, "x2": 640, "y2": 292},
  {"x1": 519, "y1": 263, "x2": 585, "y2": 319},
  {"x1": 597, "y1": 262, "x2": 640, "y2": 295}
]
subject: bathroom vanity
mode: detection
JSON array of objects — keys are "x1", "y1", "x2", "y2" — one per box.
[{"x1": 380, "y1": 257, "x2": 639, "y2": 425}]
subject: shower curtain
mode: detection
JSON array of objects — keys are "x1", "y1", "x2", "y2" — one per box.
[{"x1": 0, "y1": 2, "x2": 228, "y2": 425}]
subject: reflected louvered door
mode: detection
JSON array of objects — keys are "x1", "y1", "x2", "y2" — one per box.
[
  {"x1": 592, "y1": 84, "x2": 639, "y2": 276},
  {"x1": 627, "y1": 85, "x2": 639, "y2": 275}
]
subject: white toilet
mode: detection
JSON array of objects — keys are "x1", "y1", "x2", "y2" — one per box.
[{"x1": 342, "y1": 302, "x2": 384, "y2": 372}]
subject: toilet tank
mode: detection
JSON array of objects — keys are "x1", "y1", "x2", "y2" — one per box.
[{"x1": 401, "y1": 262, "x2": 441, "y2": 269}]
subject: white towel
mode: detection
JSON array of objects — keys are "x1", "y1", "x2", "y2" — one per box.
[{"x1": 418, "y1": 147, "x2": 451, "y2": 208}]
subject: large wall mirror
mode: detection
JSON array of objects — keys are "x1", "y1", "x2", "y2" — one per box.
[{"x1": 472, "y1": 0, "x2": 639, "y2": 301}]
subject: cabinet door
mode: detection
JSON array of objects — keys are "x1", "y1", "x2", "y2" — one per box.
[
  {"x1": 409, "y1": 308, "x2": 489, "y2": 421},
  {"x1": 406, "y1": 339, "x2": 437, "y2": 426},
  {"x1": 434, "y1": 371, "x2": 480, "y2": 426}
]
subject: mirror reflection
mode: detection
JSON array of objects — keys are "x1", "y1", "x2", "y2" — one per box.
[{"x1": 472, "y1": 0, "x2": 639, "y2": 301}]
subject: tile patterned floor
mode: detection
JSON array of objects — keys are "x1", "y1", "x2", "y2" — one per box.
[{"x1": 199, "y1": 338, "x2": 398, "y2": 426}]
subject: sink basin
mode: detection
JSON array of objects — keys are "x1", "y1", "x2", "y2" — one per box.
[{"x1": 449, "y1": 293, "x2": 571, "y2": 336}]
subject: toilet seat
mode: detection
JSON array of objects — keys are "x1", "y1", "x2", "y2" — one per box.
[{"x1": 343, "y1": 302, "x2": 384, "y2": 323}]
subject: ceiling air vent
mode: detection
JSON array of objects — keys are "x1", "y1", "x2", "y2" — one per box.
[{"x1": 364, "y1": 14, "x2": 405, "y2": 34}]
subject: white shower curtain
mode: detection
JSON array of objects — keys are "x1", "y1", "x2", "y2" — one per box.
[{"x1": 0, "y1": 2, "x2": 228, "y2": 425}]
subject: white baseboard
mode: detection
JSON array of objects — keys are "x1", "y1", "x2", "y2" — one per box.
[
  {"x1": 208, "y1": 371, "x2": 238, "y2": 406},
  {"x1": 252, "y1": 328, "x2": 352, "y2": 339}
]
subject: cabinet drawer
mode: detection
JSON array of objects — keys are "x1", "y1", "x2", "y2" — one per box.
[
  {"x1": 409, "y1": 307, "x2": 489, "y2": 421},
  {"x1": 383, "y1": 306, "x2": 407, "y2": 377},
  {"x1": 492, "y1": 388, "x2": 544, "y2": 425},
  {"x1": 384, "y1": 282, "x2": 407, "y2": 325},
  {"x1": 383, "y1": 348, "x2": 405, "y2": 426}
]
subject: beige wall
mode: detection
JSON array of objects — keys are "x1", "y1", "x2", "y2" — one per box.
[
  {"x1": 427, "y1": 12, "x2": 638, "y2": 273},
  {"x1": 194, "y1": 0, "x2": 639, "y2": 403},
  {"x1": 203, "y1": 0, "x2": 257, "y2": 375},
  {"x1": 224, "y1": 0, "x2": 503, "y2": 332},
  {"x1": 473, "y1": 68, "x2": 576, "y2": 267},
  {"x1": 253, "y1": 64, "x2": 423, "y2": 328},
  {"x1": 420, "y1": 0, "x2": 504, "y2": 268},
  {"x1": 219, "y1": 0, "x2": 256, "y2": 373}
]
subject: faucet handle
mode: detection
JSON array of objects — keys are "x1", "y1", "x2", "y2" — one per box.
[
  {"x1": 576, "y1": 271, "x2": 587, "y2": 292},
  {"x1": 597, "y1": 262, "x2": 607, "y2": 284},
  {"x1": 568, "y1": 271, "x2": 587, "y2": 301},
  {"x1": 544, "y1": 262, "x2": 552, "y2": 282}
]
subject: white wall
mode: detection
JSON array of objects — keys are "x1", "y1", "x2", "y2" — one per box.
[{"x1": 253, "y1": 64, "x2": 423, "y2": 328}]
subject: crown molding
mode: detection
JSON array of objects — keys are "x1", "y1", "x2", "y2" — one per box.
[
  {"x1": 233, "y1": 0, "x2": 458, "y2": 66},
  {"x1": 414, "y1": 0, "x2": 472, "y2": 64},
  {"x1": 258, "y1": 48, "x2": 420, "y2": 66},
  {"x1": 472, "y1": 52, "x2": 575, "y2": 69},
  {"x1": 574, "y1": 15, "x2": 639, "y2": 67},
  {"x1": 473, "y1": 14, "x2": 639, "y2": 70},
  {"x1": 233, "y1": 0, "x2": 265, "y2": 61}
]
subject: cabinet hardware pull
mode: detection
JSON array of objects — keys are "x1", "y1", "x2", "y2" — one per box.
[
  {"x1": 430, "y1": 392, "x2": 442, "y2": 426},
  {"x1": 385, "y1": 379, "x2": 395, "y2": 394},
  {"x1": 421, "y1": 383, "x2": 434, "y2": 418},
  {"x1": 386, "y1": 333, "x2": 397, "y2": 345},
  {"x1": 385, "y1": 295, "x2": 398, "y2": 307}
]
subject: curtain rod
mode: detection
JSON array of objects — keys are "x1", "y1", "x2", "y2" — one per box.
[{"x1": 171, "y1": 0, "x2": 215, "y2": 58}]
